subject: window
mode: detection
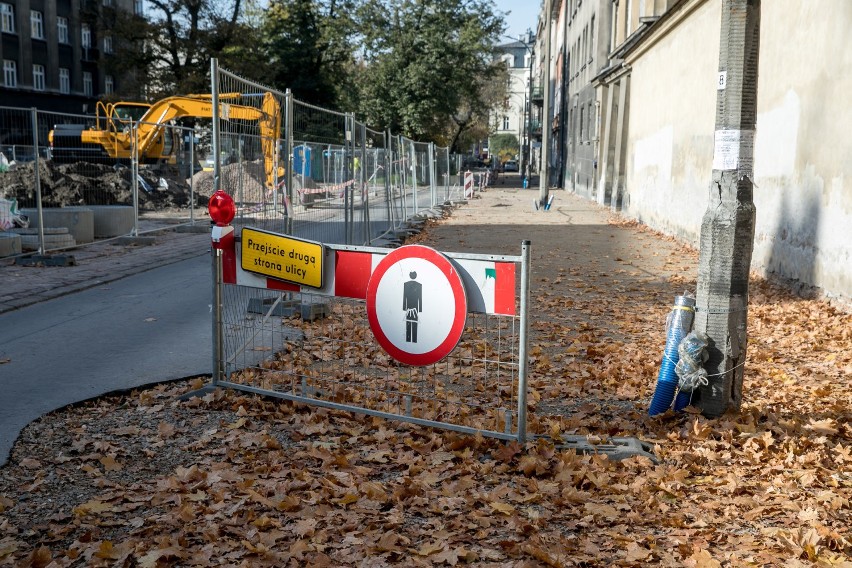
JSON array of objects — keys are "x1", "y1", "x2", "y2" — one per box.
[
  {"x1": 81, "y1": 24, "x2": 91, "y2": 48},
  {"x1": 590, "y1": 15, "x2": 595, "y2": 64},
  {"x1": 3, "y1": 59, "x2": 17, "y2": 87},
  {"x1": 1, "y1": 3, "x2": 13, "y2": 33},
  {"x1": 579, "y1": 105, "x2": 584, "y2": 141},
  {"x1": 502, "y1": 116, "x2": 510, "y2": 130},
  {"x1": 83, "y1": 71, "x2": 92, "y2": 96},
  {"x1": 33, "y1": 64, "x2": 45, "y2": 90},
  {"x1": 589, "y1": 103, "x2": 595, "y2": 140},
  {"x1": 569, "y1": 108, "x2": 574, "y2": 146},
  {"x1": 103, "y1": 0, "x2": 112, "y2": 6},
  {"x1": 59, "y1": 68, "x2": 70, "y2": 93},
  {"x1": 134, "y1": 0, "x2": 144, "y2": 15},
  {"x1": 57, "y1": 17, "x2": 69, "y2": 43},
  {"x1": 105, "y1": 75, "x2": 114, "y2": 94},
  {"x1": 103, "y1": 35, "x2": 113, "y2": 53},
  {"x1": 31, "y1": 10, "x2": 44, "y2": 39}
]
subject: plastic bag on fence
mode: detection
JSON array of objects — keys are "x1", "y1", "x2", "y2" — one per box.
[
  {"x1": 0, "y1": 198, "x2": 29, "y2": 231},
  {"x1": 675, "y1": 330, "x2": 710, "y2": 392}
]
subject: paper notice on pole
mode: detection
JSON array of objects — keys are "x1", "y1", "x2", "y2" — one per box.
[{"x1": 713, "y1": 129, "x2": 754, "y2": 177}]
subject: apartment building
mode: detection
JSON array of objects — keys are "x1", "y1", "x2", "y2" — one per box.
[
  {"x1": 491, "y1": 33, "x2": 535, "y2": 173},
  {"x1": 0, "y1": 0, "x2": 142, "y2": 121},
  {"x1": 558, "y1": 0, "x2": 613, "y2": 197},
  {"x1": 536, "y1": 0, "x2": 852, "y2": 303}
]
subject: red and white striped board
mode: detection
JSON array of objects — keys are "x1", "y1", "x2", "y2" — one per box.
[
  {"x1": 463, "y1": 171, "x2": 474, "y2": 198},
  {"x1": 220, "y1": 238, "x2": 517, "y2": 316}
]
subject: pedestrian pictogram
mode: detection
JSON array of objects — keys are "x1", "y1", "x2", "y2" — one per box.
[
  {"x1": 366, "y1": 245, "x2": 467, "y2": 366},
  {"x1": 403, "y1": 271, "x2": 422, "y2": 343}
]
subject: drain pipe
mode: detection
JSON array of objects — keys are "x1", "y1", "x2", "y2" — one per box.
[{"x1": 648, "y1": 295, "x2": 695, "y2": 416}]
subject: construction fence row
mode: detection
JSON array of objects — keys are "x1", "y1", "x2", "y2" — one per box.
[{"x1": 0, "y1": 90, "x2": 477, "y2": 257}]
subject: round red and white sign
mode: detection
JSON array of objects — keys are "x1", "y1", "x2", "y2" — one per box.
[{"x1": 366, "y1": 245, "x2": 467, "y2": 366}]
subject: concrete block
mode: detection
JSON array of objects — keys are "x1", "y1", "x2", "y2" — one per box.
[
  {"x1": 11, "y1": 227, "x2": 76, "y2": 251},
  {"x1": 21, "y1": 207, "x2": 94, "y2": 244},
  {"x1": 0, "y1": 232, "x2": 21, "y2": 256},
  {"x1": 88, "y1": 205, "x2": 135, "y2": 238}
]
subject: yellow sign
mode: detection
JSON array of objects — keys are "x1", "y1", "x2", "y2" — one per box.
[{"x1": 241, "y1": 227, "x2": 324, "y2": 288}]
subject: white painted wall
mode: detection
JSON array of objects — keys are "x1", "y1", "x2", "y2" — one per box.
[{"x1": 622, "y1": 0, "x2": 852, "y2": 303}]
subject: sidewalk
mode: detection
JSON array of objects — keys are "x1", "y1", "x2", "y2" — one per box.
[
  {"x1": 0, "y1": 174, "x2": 690, "y2": 318},
  {"x1": 0, "y1": 225, "x2": 211, "y2": 315}
]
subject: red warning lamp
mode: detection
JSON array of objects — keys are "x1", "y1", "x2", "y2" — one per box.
[{"x1": 208, "y1": 190, "x2": 235, "y2": 226}]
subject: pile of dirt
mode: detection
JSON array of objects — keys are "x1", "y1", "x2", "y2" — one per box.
[
  {"x1": 0, "y1": 160, "x2": 240, "y2": 211},
  {"x1": 190, "y1": 159, "x2": 268, "y2": 202}
]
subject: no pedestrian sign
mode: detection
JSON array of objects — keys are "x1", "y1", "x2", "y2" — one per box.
[
  {"x1": 241, "y1": 227, "x2": 323, "y2": 288},
  {"x1": 366, "y1": 245, "x2": 467, "y2": 366}
]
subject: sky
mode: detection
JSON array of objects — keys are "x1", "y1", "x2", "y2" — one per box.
[{"x1": 494, "y1": 0, "x2": 539, "y2": 43}]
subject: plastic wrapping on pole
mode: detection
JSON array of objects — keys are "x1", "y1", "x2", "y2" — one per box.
[{"x1": 648, "y1": 296, "x2": 695, "y2": 416}]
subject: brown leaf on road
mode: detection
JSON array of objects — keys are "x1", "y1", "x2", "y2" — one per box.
[
  {"x1": 625, "y1": 541, "x2": 652, "y2": 562},
  {"x1": 99, "y1": 455, "x2": 123, "y2": 472},
  {"x1": 27, "y1": 546, "x2": 52, "y2": 568},
  {"x1": 157, "y1": 421, "x2": 176, "y2": 439},
  {"x1": 414, "y1": 541, "x2": 445, "y2": 556},
  {"x1": 493, "y1": 441, "x2": 522, "y2": 463},
  {"x1": 489, "y1": 501, "x2": 516, "y2": 515},
  {"x1": 373, "y1": 531, "x2": 404, "y2": 553},
  {"x1": 73, "y1": 500, "x2": 114, "y2": 517},
  {"x1": 19, "y1": 458, "x2": 41, "y2": 469},
  {"x1": 805, "y1": 418, "x2": 839, "y2": 436},
  {"x1": 685, "y1": 548, "x2": 722, "y2": 568},
  {"x1": 137, "y1": 544, "x2": 186, "y2": 568}
]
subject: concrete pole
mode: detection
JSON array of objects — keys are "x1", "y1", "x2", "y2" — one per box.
[
  {"x1": 539, "y1": 0, "x2": 552, "y2": 207},
  {"x1": 693, "y1": 0, "x2": 760, "y2": 418}
]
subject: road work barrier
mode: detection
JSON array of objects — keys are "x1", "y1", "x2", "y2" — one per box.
[
  {"x1": 206, "y1": 228, "x2": 532, "y2": 442},
  {"x1": 197, "y1": 60, "x2": 532, "y2": 442}
]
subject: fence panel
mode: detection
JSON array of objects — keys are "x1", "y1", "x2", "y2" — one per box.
[
  {"x1": 215, "y1": 242, "x2": 532, "y2": 442},
  {"x1": 205, "y1": 60, "x2": 531, "y2": 442},
  {"x1": 209, "y1": 69, "x2": 288, "y2": 240},
  {"x1": 362, "y1": 127, "x2": 392, "y2": 244},
  {"x1": 290, "y1": 99, "x2": 356, "y2": 245},
  {"x1": 0, "y1": 104, "x2": 216, "y2": 257}
]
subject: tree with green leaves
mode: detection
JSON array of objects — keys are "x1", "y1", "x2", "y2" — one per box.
[
  {"x1": 355, "y1": 0, "x2": 505, "y2": 149},
  {"x1": 111, "y1": 0, "x2": 265, "y2": 98},
  {"x1": 261, "y1": 0, "x2": 358, "y2": 108},
  {"x1": 489, "y1": 133, "x2": 519, "y2": 162}
]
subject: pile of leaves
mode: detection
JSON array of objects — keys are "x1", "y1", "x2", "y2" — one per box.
[{"x1": 0, "y1": 213, "x2": 850, "y2": 566}]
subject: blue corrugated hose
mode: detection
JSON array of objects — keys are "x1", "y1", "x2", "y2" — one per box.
[
  {"x1": 673, "y1": 389, "x2": 693, "y2": 412},
  {"x1": 648, "y1": 296, "x2": 695, "y2": 416}
]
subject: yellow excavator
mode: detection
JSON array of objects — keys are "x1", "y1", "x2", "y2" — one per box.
[{"x1": 48, "y1": 92, "x2": 283, "y2": 189}]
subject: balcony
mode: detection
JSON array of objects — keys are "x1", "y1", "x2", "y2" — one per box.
[
  {"x1": 531, "y1": 83, "x2": 544, "y2": 106},
  {"x1": 528, "y1": 120, "x2": 542, "y2": 137}
]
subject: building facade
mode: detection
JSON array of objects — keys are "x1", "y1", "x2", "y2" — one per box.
[
  {"x1": 537, "y1": 0, "x2": 852, "y2": 303},
  {"x1": 491, "y1": 33, "x2": 535, "y2": 173},
  {"x1": 0, "y1": 0, "x2": 142, "y2": 128},
  {"x1": 558, "y1": 0, "x2": 614, "y2": 198}
]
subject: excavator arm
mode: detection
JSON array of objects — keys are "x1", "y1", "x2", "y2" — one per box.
[
  {"x1": 50, "y1": 92, "x2": 284, "y2": 192},
  {"x1": 135, "y1": 92, "x2": 283, "y2": 190}
]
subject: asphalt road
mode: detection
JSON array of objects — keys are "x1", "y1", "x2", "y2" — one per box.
[{"x1": 0, "y1": 254, "x2": 212, "y2": 465}]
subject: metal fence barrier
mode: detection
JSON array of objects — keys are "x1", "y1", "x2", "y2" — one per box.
[
  {"x1": 0, "y1": 104, "x2": 214, "y2": 259},
  {"x1": 204, "y1": 60, "x2": 532, "y2": 442},
  {"x1": 1, "y1": 100, "x2": 468, "y2": 261}
]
